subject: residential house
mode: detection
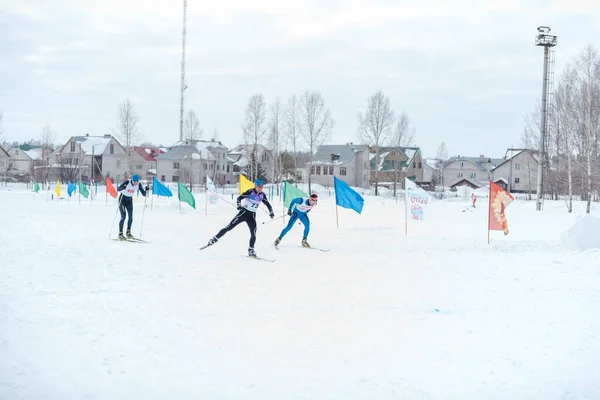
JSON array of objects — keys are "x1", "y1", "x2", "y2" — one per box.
[
  {"x1": 443, "y1": 155, "x2": 504, "y2": 187},
  {"x1": 308, "y1": 143, "x2": 370, "y2": 189},
  {"x1": 129, "y1": 146, "x2": 165, "y2": 181},
  {"x1": 491, "y1": 149, "x2": 538, "y2": 193},
  {"x1": 156, "y1": 139, "x2": 219, "y2": 186},
  {"x1": 0, "y1": 145, "x2": 9, "y2": 177},
  {"x1": 422, "y1": 158, "x2": 438, "y2": 186},
  {"x1": 6, "y1": 145, "x2": 50, "y2": 181},
  {"x1": 196, "y1": 139, "x2": 230, "y2": 185},
  {"x1": 369, "y1": 146, "x2": 424, "y2": 187},
  {"x1": 228, "y1": 144, "x2": 274, "y2": 182},
  {"x1": 48, "y1": 134, "x2": 128, "y2": 182}
]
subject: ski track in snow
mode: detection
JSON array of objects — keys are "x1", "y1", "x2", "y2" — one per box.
[{"x1": 1, "y1": 186, "x2": 599, "y2": 399}]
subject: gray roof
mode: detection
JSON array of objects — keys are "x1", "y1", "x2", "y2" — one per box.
[
  {"x1": 311, "y1": 144, "x2": 369, "y2": 165},
  {"x1": 157, "y1": 140, "x2": 212, "y2": 161},
  {"x1": 446, "y1": 156, "x2": 504, "y2": 171}
]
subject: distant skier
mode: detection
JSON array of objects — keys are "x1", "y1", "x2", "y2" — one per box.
[
  {"x1": 204, "y1": 179, "x2": 274, "y2": 257},
  {"x1": 274, "y1": 193, "x2": 318, "y2": 248},
  {"x1": 471, "y1": 193, "x2": 477, "y2": 208},
  {"x1": 117, "y1": 174, "x2": 149, "y2": 240}
]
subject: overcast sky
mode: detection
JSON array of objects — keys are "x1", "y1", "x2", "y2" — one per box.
[{"x1": 1, "y1": 0, "x2": 599, "y2": 158}]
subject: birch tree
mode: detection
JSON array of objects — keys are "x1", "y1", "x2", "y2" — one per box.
[
  {"x1": 388, "y1": 111, "x2": 415, "y2": 197},
  {"x1": 573, "y1": 46, "x2": 600, "y2": 213},
  {"x1": 299, "y1": 91, "x2": 334, "y2": 194},
  {"x1": 114, "y1": 98, "x2": 140, "y2": 177},
  {"x1": 268, "y1": 97, "x2": 284, "y2": 193},
  {"x1": 285, "y1": 94, "x2": 301, "y2": 178},
  {"x1": 242, "y1": 93, "x2": 267, "y2": 181},
  {"x1": 357, "y1": 90, "x2": 395, "y2": 196},
  {"x1": 39, "y1": 123, "x2": 54, "y2": 184}
]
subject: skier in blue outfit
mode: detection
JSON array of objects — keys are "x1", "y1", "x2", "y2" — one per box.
[
  {"x1": 116, "y1": 174, "x2": 149, "y2": 240},
  {"x1": 204, "y1": 179, "x2": 274, "y2": 257},
  {"x1": 274, "y1": 193, "x2": 318, "y2": 248}
]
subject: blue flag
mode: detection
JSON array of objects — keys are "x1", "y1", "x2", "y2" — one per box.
[
  {"x1": 152, "y1": 176, "x2": 173, "y2": 197},
  {"x1": 334, "y1": 176, "x2": 364, "y2": 214},
  {"x1": 67, "y1": 181, "x2": 77, "y2": 197}
]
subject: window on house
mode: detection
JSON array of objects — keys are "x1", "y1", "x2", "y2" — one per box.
[
  {"x1": 418, "y1": 162, "x2": 422, "y2": 168},
  {"x1": 323, "y1": 166, "x2": 328, "y2": 175},
  {"x1": 110, "y1": 144, "x2": 114, "y2": 154},
  {"x1": 117, "y1": 160, "x2": 121, "y2": 167},
  {"x1": 413, "y1": 162, "x2": 416, "y2": 168},
  {"x1": 70, "y1": 142, "x2": 76, "y2": 152},
  {"x1": 316, "y1": 166, "x2": 321, "y2": 175},
  {"x1": 340, "y1": 167, "x2": 347, "y2": 176},
  {"x1": 136, "y1": 165, "x2": 142, "y2": 170},
  {"x1": 515, "y1": 164, "x2": 521, "y2": 170},
  {"x1": 469, "y1": 173, "x2": 476, "y2": 179},
  {"x1": 310, "y1": 166, "x2": 315, "y2": 174},
  {"x1": 161, "y1": 175, "x2": 166, "y2": 181},
  {"x1": 262, "y1": 152, "x2": 268, "y2": 162},
  {"x1": 173, "y1": 162, "x2": 180, "y2": 169},
  {"x1": 458, "y1": 173, "x2": 463, "y2": 178},
  {"x1": 227, "y1": 165, "x2": 230, "y2": 173},
  {"x1": 173, "y1": 175, "x2": 179, "y2": 182},
  {"x1": 210, "y1": 164, "x2": 214, "y2": 170},
  {"x1": 15, "y1": 150, "x2": 18, "y2": 155},
  {"x1": 329, "y1": 166, "x2": 334, "y2": 175},
  {"x1": 515, "y1": 177, "x2": 520, "y2": 183},
  {"x1": 460, "y1": 162, "x2": 464, "y2": 168}
]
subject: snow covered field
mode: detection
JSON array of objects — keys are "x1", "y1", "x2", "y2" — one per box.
[{"x1": 1, "y1": 184, "x2": 599, "y2": 399}]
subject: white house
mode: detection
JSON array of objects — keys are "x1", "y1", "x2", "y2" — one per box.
[
  {"x1": 308, "y1": 143, "x2": 371, "y2": 189},
  {"x1": 48, "y1": 134, "x2": 128, "y2": 182},
  {"x1": 6, "y1": 146, "x2": 47, "y2": 179},
  {"x1": 492, "y1": 149, "x2": 539, "y2": 193},
  {"x1": 156, "y1": 139, "x2": 223, "y2": 186},
  {"x1": 228, "y1": 144, "x2": 274, "y2": 182},
  {"x1": 0, "y1": 145, "x2": 9, "y2": 176},
  {"x1": 443, "y1": 155, "x2": 504, "y2": 187}
]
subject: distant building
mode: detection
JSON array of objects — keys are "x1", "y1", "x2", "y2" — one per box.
[{"x1": 308, "y1": 143, "x2": 370, "y2": 189}]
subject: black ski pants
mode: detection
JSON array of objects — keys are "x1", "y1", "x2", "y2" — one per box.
[
  {"x1": 215, "y1": 208, "x2": 257, "y2": 248},
  {"x1": 119, "y1": 197, "x2": 134, "y2": 233}
]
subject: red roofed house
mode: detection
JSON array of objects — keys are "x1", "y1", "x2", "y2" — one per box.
[{"x1": 129, "y1": 146, "x2": 165, "y2": 181}]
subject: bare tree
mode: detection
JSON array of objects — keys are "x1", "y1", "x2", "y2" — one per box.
[
  {"x1": 184, "y1": 109, "x2": 202, "y2": 140},
  {"x1": 388, "y1": 111, "x2": 415, "y2": 197},
  {"x1": 299, "y1": 90, "x2": 334, "y2": 194},
  {"x1": 357, "y1": 90, "x2": 395, "y2": 196},
  {"x1": 572, "y1": 46, "x2": 600, "y2": 213},
  {"x1": 114, "y1": 98, "x2": 140, "y2": 177},
  {"x1": 285, "y1": 94, "x2": 301, "y2": 177},
  {"x1": 434, "y1": 141, "x2": 448, "y2": 198},
  {"x1": 242, "y1": 93, "x2": 267, "y2": 181},
  {"x1": 268, "y1": 97, "x2": 284, "y2": 193},
  {"x1": 56, "y1": 153, "x2": 84, "y2": 183},
  {"x1": 39, "y1": 123, "x2": 55, "y2": 184}
]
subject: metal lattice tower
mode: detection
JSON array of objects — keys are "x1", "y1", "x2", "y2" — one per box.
[
  {"x1": 535, "y1": 26, "x2": 557, "y2": 211},
  {"x1": 179, "y1": 0, "x2": 188, "y2": 141}
]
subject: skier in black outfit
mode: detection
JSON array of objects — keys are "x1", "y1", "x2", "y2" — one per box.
[
  {"x1": 117, "y1": 174, "x2": 149, "y2": 240},
  {"x1": 205, "y1": 179, "x2": 274, "y2": 257}
]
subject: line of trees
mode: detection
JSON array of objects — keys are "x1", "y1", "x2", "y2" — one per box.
[
  {"x1": 522, "y1": 45, "x2": 600, "y2": 213},
  {"x1": 241, "y1": 90, "x2": 334, "y2": 194}
]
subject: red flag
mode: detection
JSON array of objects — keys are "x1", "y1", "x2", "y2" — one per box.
[
  {"x1": 488, "y1": 181, "x2": 514, "y2": 235},
  {"x1": 106, "y1": 177, "x2": 117, "y2": 198}
]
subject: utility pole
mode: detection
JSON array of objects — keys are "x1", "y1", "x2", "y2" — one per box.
[{"x1": 534, "y1": 26, "x2": 557, "y2": 211}]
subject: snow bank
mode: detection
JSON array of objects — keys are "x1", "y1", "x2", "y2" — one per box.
[{"x1": 560, "y1": 214, "x2": 600, "y2": 250}]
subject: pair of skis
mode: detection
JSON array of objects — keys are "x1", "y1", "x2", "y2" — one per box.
[
  {"x1": 199, "y1": 243, "x2": 329, "y2": 263},
  {"x1": 112, "y1": 237, "x2": 151, "y2": 244}
]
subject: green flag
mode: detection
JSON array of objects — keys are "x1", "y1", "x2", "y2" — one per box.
[
  {"x1": 33, "y1": 182, "x2": 40, "y2": 193},
  {"x1": 178, "y1": 182, "x2": 196, "y2": 209},
  {"x1": 78, "y1": 181, "x2": 89, "y2": 198},
  {"x1": 283, "y1": 181, "x2": 308, "y2": 208}
]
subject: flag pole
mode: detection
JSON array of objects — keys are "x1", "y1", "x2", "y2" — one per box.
[
  {"x1": 336, "y1": 204, "x2": 339, "y2": 228},
  {"x1": 404, "y1": 185, "x2": 408, "y2": 235},
  {"x1": 205, "y1": 184, "x2": 208, "y2": 216},
  {"x1": 487, "y1": 180, "x2": 492, "y2": 245}
]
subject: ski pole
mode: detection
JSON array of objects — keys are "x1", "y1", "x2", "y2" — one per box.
[
  {"x1": 262, "y1": 215, "x2": 286, "y2": 224},
  {"x1": 139, "y1": 190, "x2": 148, "y2": 238}
]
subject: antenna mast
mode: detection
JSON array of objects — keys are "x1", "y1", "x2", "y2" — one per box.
[{"x1": 179, "y1": 0, "x2": 188, "y2": 141}]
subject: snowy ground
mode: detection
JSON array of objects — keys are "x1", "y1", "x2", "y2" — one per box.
[{"x1": 1, "y1": 185, "x2": 599, "y2": 399}]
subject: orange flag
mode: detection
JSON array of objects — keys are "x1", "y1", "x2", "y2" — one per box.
[
  {"x1": 488, "y1": 180, "x2": 514, "y2": 236},
  {"x1": 106, "y1": 177, "x2": 117, "y2": 198}
]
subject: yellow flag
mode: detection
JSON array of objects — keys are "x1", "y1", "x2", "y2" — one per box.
[
  {"x1": 239, "y1": 175, "x2": 254, "y2": 194},
  {"x1": 55, "y1": 180, "x2": 61, "y2": 197}
]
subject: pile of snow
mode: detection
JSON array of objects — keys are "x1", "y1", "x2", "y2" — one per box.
[{"x1": 560, "y1": 214, "x2": 600, "y2": 250}]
